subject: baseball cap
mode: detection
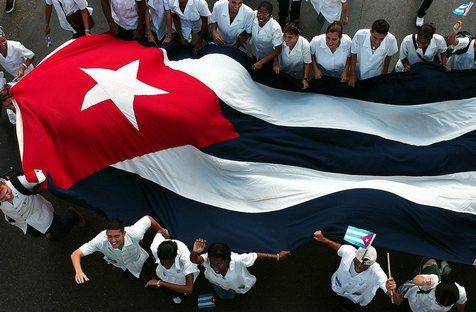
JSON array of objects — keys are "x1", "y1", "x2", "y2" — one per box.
[{"x1": 355, "y1": 246, "x2": 377, "y2": 266}]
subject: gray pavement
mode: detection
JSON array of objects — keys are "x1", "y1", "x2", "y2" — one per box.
[{"x1": 0, "y1": 0, "x2": 475, "y2": 311}]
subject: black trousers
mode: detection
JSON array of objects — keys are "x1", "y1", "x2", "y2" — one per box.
[
  {"x1": 278, "y1": 0, "x2": 302, "y2": 24},
  {"x1": 26, "y1": 211, "x2": 78, "y2": 239},
  {"x1": 417, "y1": 0, "x2": 434, "y2": 18}
]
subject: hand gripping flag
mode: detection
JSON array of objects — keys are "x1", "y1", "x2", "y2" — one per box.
[
  {"x1": 344, "y1": 226, "x2": 376, "y2": 248},
  {"x1": 453, "y1": 2, "x2": 473, "y2": 16},
  {"x1": 9, "y1": 35, "x2": 476, "y2": 264}
]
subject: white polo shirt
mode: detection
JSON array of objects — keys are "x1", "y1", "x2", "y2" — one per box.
[
  {"x1": 331, "y1": 245, "x2": 388, "y2": 306},
  {"x1": 146, "y1": 0, "x2": 168, "y2": 40},
  {"x1": 0, "y1": 40, "x2": 35, "y2": 77},
  {"x1": 350, "y1": 29, "x2": 398, "y2": 80},
  {"x1": 310, "y1": 33, "x2": 351, "y2": 74},
  {"x1": 150, "y1": 233, "x2": 200, "y2": 284},
  {"x1": 249, "y1": 14, "x2": 283, "y2": 59},
  {"x1": 209, "y1": 0, "x2": 254, "y2": 47},
  {"x1": 168, "y1": 0, "x2": 210, "y2": 41},
  {"x1": 202, "y1": 251, "x2": 257, "y2": 294},
  {"x1": 448, "y1": 37, "x2": 476, "y2": 70},
  {"x1": 395, "y1": 33, "x2": 447, "y2": 71},
  {"x1": 404, "y1": 274, "x2": 467, "y2": 312},
  {"x1": 0, "y1": 177, "x2": 54, "y2": 234},
  {"x1": 279, "y1": 36, "x2": 312, "y2": 79},
  {"x1": 45, "y1": 0, "x2": 88, "y2": 16},
  {"x1": 110, "y1": 0, "x2": 143, "y2": 30},
  {"x1": 79, "y1": 216, "x2": 151, "y2": 278},
  {"x1": 310, "y1": 0, "x2": 347, "y2": 23}
]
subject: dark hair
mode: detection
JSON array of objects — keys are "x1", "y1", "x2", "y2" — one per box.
[
  {"x1": 106, "y1": 219, "x2": 125, "y2": 231},
  {"x1": 157, "y1": 240, "x2": 178, "y2": 261},
  {"x1": 258, "y1": 1, "x2": 273, "y2": 14},
  {"x1": 207, "y1": 243, "x2": 231, "y2": 262},
  {"x1": 434, "y1": 275, "x2": 460, "y2": 307},
  {"x1": 283, "y1": 22, "x2": 300, "y2": 36},
  {"x1": 371, "y1": 19, "x2": 390, "y2": 35},
  {"x1": 417, "y1": 23, "x2": 436, "y2": 41},
  {"x1": 326, "y1": 21, "x2": 343, "y2": 37}
]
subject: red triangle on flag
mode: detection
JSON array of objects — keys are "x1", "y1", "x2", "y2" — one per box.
[{"x1": 363, "y1": 233, "x2": 375, "y2": 247}]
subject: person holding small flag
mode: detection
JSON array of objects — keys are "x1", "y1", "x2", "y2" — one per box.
[
  {"x1": 313, "y1": 229, "x2": 394, "y2": 311},
  {"x1": 446, "y1": 20, "x2": 476, "y2": 70}
]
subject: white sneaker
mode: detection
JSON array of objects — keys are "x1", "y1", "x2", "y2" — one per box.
[
  {"x1": 172, "y1": 297, "x2": 182, "y2": 304},
  {"x1": 416, "y1": 16, "x2": 424, "y2": 27}
]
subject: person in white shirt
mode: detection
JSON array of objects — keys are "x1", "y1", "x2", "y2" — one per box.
[
  {"x1": 313, "y1": 230, "x2": 393, "y2": 311},
  {"x1": 446, "y1": 21, "x2": 475, "y2": 71},
  {"x1": 168, "y1": 0, "x2": 210, "y2": 53},
  {"x1": 145, "y1": 232, "x2": 200, "y2": 304},
  {"x1": 275, "y1": 23, "x2": 311, "y2": 89},
  {"x1": 348, "y1": 19, "x2": 398, "y2": 87},
  {"x1": 144, "y1": 0, "x2": 177, "y2": 53},
  {"x1": 310, "y1": 21, "x2": 351, "y2": 82},
  {"x1": 209, "y1": 0, "x2": 254, "y2": 49},
  {"x1": 71, "y1": 216, "x2": 166, "y2": 283},
  {"x1": 45, "y1": 0, "x2": 93, "y2": 38},
  {"x1": 0, "y1": 174, "x2": 83, "y2": 239},
  {"x1": 0, "y1": 27, "x2": 34, "y2": 79},
  {"x1": 249, "y1": 1, "x2": 283, "y2": 72},
  {"x1": 101, "y1": 0, "x2": 146, "y2": 40},
  {"x1": 395, "y1": 23, "x2": 448, "y2": 72},
  {"x1": 387, "y1": 259, "x2": 467, "y2": 312},
  {"x1": 190, "y1": 238, "x2": 290, "y2": 299},
  {"x1": 310, "y1": 0, "x2": 349, "y2": 34}
]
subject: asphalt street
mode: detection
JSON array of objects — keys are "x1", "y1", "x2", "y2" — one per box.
[{"x1": 0, "y1": 0, "x2": 475, "y2": 311}]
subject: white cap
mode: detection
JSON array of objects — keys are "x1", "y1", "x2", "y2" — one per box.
[{"x1": 355, "y1": 246, "x2": 377, "y2": 266}]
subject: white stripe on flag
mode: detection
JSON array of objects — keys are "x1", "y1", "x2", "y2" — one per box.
[
  {"x1": 346, "y1": 228, "x2": 371, "y2": 237},
  {"x1": 112, "y1": 145, "x2": 476, "y2": 215},
  {"x1": 166, "y1": 54, "x2": 476, "y2": 146}
]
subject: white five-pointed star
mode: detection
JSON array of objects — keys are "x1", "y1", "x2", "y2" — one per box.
[{"x1": 81, "y1": 59, "x2": 168, "y2": 130}]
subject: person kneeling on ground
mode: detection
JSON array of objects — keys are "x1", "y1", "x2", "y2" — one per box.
[{"x1": 190, "y1": 238, "x2": 290, "y2": 299}]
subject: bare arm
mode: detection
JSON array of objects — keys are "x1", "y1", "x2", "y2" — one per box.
[
  {"x1": 147, "y1": 216, "x2": 169, "y2": 238},
  {"x1": 256, "y1": 250, "x2": 290, "y2": 262},
  {"x1": 134, "y1": 0, "x2": 146, "y2": 38},
  {"x1": 234, "y1": 31, "x2": 251, "y2": 48},
  {"x1": 311, "y1": 55, "x2": 322, "y2": 79},
  {"x1": 381, "y1": 55, "x2": 392, "y2": 74},
  {"x1": 313, "y1": 230, "x2": 342, "y2": 251},
  {"x1": 401, "y1": 57, "x2": 410, "y2": 72},
  {"x1": 145, "y1": 273, "x2": 194, "y2": 294},
  {"x1": 45, "y1": 4, "x2": 53, "y2": 35},
  {"x1": 446, "y1": 21, "x2": 462, "y2": 46},
  {"x1": 190, "y1": 238, "x2": 206, "y2": 265},
  {"x1": 70, "y1": 249, "x2": 90, "y2": 284},
  {"x1": 340, "y1": 2, "x2": 349, "y2": 25},
  {"x1": 172, "y1": 13, "x2": 186, "y2": 45},
  {"x1": 456, "y1": 303, "x2": 465, "y2": 312},
  {"x1": 252, "y1": 45, "x2": 282, "y2": 70},
  {"x1": 193, "y1": 16, "x2": 209, "y2": 52},
  {"x1": 348, "y1": 53, "x2": 357, "y2": 87},
  {"x1": 80, "y1": 9, "x2": 91, "y2": 35},
  {"x1": 101, "y1": 0, "x2": 117, "y2": 34}
]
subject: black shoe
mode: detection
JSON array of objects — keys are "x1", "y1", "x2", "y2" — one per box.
[{"x1": 5, "y1": 0, "x2": 15, "y2": 14}]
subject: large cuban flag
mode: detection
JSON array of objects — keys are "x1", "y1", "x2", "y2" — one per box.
[{"x1": 9, "y1": 34, "x2": 476, "y2": 264}]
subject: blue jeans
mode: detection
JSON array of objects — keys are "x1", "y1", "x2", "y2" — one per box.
[{"x1": 212, "y1": 284, "x2": 236, "y2": 299}]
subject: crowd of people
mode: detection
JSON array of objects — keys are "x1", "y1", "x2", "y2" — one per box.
[{"x1": 0, "y1": 0, "x2": 474, "y2": 311}]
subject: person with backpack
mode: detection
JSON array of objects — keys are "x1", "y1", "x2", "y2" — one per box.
[
  {"x1": 395, "y1": 23, "x2": 448, "y2": 72},
  {"x1": 386, "y1": 258, "x2": 467, "y2": 311},
  {"x1": 0, "y1": 174, "x2": 84, "y2": 239},
  {"x1": 446, "y1": 21, "x2": 475, "y2": 71}
]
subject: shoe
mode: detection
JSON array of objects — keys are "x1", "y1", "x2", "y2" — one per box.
[
  {"x1": 172, "y1": 297, "x2": 182, "y2": 304},
  {"x1": 416, "y1": 16, "x2": 424, "y2": 27},
  {"x1": 68, "y1": 206, "x2": 86, "y2": 227},
  {"x1": 439, "y1": 260, "x2": 452, "y2": 276},
  {"x1": 5, "y1": 0, "x2": 15, "y2": 14}
]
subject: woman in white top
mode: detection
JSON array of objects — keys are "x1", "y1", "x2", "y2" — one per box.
[
  {"x1": 190, "y1": 238, "x2": 290, "y2": 299},
  {"x1": 145, "y1": 0, "x2": 176, "y2": 51},
  {"x1": 145, "y1": 232, "x2": 200, "y2": 304},
  {"x1": 446, "y1": 21, "x2": 476, "y2": 71},
  {"x1": 310, "y1": 21, "x2": 351, "y2": 82},
  {"x1": 275, "y1": 23, "x2": 311, "y2": 90},
  {"x1": 169, "y1": 0, "x2": 211, "y2": 53},
  {"x1": 45, "y1": 0, "x2": 93, "y2": 38},
  {"x1": 0, "y1": 28, "x2": 34, "y2": 79},
  {"x1": 395, "y1": 23, "x2": 448, "y2": 72},
  {"x1": 209, "y1": 0, "x2": 254, "y2": 49},
  {"x1": 249, "y1": 1, "x2": 283, "y2": 72}
]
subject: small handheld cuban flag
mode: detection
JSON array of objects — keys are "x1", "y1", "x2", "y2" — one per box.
[
  {"x1": 344, "y1": 226, "x2": 376, "y2": 248},
  {"x1": 453, "y1": 2, "x2": 473, "y2": 16}
]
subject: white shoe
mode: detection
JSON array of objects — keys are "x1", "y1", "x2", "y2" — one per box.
[
  {"x1": 172, "y1": 297, "x2": 182, "y2": 304},
  {"x1": 416, "y1": 16, "x2": 424, "y2": 27}
]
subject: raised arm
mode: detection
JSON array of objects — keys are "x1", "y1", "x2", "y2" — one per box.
[
  {"x1": 147, "y1": 216, "x2": 170, "y2": 238},
  {"x1": 313, "y1": 230, "x2": 342, "y2": 251},
  {"x1": 446, "y1": 21, "x2": 462, "y2": 46},
  {"x1": 190, "y1": 238, "x2": 206, "y2": 265}
]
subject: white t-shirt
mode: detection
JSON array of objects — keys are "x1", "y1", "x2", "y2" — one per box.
[
  {"x1": 110, "y1": 0, "x2": 143, "y2": 30},
  {"x1": 168, "y1": 0, "x2": 211, "y2": 41},
  {"x1": 279, "y1": 36, "x2": 312, "y2": 79},
  {"x1": 310, "y1": 33, "x2": 351, "y2": 74},
  {"x1": 150, "y1": 233, "x2": 200, "y2": 285},
  {"x1": 310, "y1": 0, "x2": 347, "y2": 23},
  {"x1": 45, "y1": 0, "x2": 88, "y2": 16},
  {"x1": 146, "y1": 0, "x2": 168, "y2": 40},
  {"x1": 80, "y1": 216, "x2": 151, "y2": 278},
  {"x1": 209, "y1": 0, "x2": 254, "y2": 46},
  {"x1": 395, "y1": 33, "x2": 447, "y2": 71},
  {"x1": 249, "y1": 13, "x2": 283, "y2": 59},
  {"x1": 0, "y1": 176, "x2": 54, "y2": 234},
  {"x1": 331, "y1": 245, "x2": 388, "y2": 306},
  {"x1": 448, "y1": 37, "x2": 476, "y2": 70},
  {"x1": 202, "y1": 251, "x2": 258, "y2": 294},
  {"x1": 405, "y1": 274, "x2": 467, "y2": 312},
  {"x1": 0, "y1": 40, "x2": 35, "y2": 77},
  {"x1": 350, "y1": 29, "x2": 398, "y2": 79}
]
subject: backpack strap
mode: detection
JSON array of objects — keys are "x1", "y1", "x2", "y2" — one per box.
[
  {"x1": 412, "y1": 34, "x2": 427, "y2": 62},
  {"x1": 8, "y1": 175, "x2": 42, "y2": 195}
]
